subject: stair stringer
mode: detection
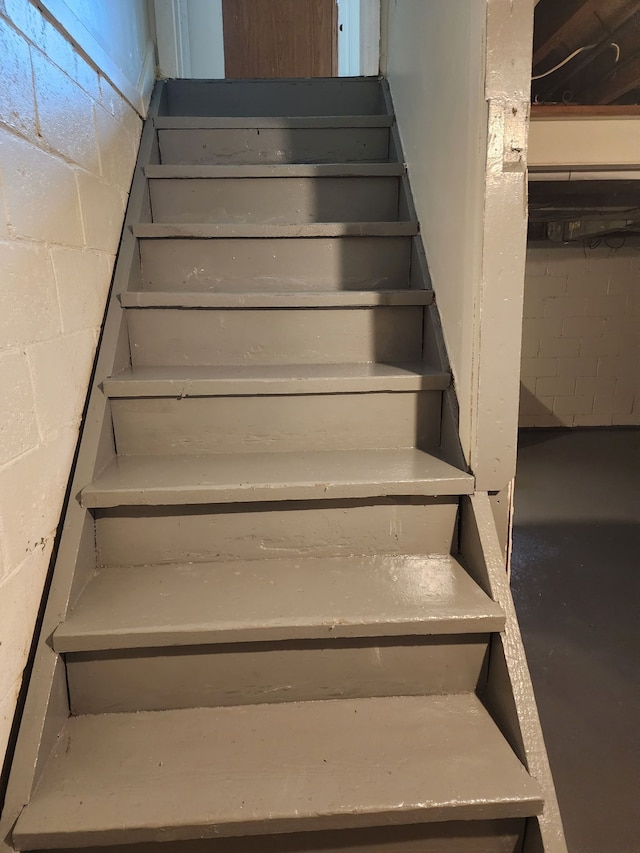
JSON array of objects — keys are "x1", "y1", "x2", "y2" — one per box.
[
  {"x1": 459, "y1": 494, "x2": 567, "y2": 853},
  {"x1": 0, "y1": 86, "x2": 164, "y2": 853}
]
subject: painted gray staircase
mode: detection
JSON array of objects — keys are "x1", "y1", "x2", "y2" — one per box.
[{"x1": 3, "y1": 77, "x2": 564, "y2": 853}]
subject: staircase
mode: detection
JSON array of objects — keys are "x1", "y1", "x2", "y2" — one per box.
[{"x1": 2, "y1": 77, "x2": 565, "y2": 853}]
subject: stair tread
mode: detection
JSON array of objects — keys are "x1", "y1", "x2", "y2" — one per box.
[
  {"x1": 54, "y1": 554, "x2": 504, "y2": 652},
  {"x1": 120, "y1": 289, "x2": 434, "y2": 308},
  {"x1": 133, "y1": 222, "x2": 418, "y2": 238},
  {"x1": 13, "y1": 694, "x2": 543, "y2": 848},
  {"x1": 81, "y1": 449, "x2": 473, "y2": 507},
  {"x1": 103, "y1": 363, "x2": 450, "y2": 397},
  {"x1": 145, "y1": 163, "x2": 405, "y2": 178},
  {"x1": 155, "y1": 114, "x2": 395, "y2": 129}
]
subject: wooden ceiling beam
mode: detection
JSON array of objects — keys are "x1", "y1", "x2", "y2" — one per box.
[
  {"x1": 535, "y1": 5, "x2": 640, "y2": 101},
  {"x1": 533, "y1": 0, "x2": 584, "y2": 66},
  {"x1": 533, "y1": 0, "x2": 604, "y2": 68},
  {"x1": 591, "y1": 51, "x2": 640, "y2": 104}
]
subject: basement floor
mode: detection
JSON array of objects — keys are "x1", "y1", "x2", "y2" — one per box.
[{"x1": 511, "y1": 427, "x2": 640, "y2": 853}]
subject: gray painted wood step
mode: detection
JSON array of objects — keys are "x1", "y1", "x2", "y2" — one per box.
[
  {"x1": 138, "y1": 236, "x2": 411, "y2": 291},
  {"x1": 81, "y1": 449, "x2": 473, "y2": 507},
  {"x1": 126, "y1": 306, "x2": 424, "y2": 367},
  {"x1": 104, "y1": 363, "x2": 450, "y2": 397},
  {"x1": 133, "y1": 222, "x2": 418, "y2": 238},
  {"x1": 120, "y1": 289, "x2": 434, "y2": 308},
  {"x1": 110, "y1": 391, "x2": 442, "y2": 455},
  {"x1": 13, "y1": 695, "x2": 543, "y2": 849},
  {"x1": 145, "y1": 163, "x2": 405, "y2": 177},
  {"x1": 54, "y1": 554, "x2": 504, "y2": 652},
  {"x1": 158, "y1": 125, "x2": 391, "y2": 166},
  {"x1": 148, "y1": 176, "x2": 403, "y2": 225},
  {"x1": 155, "y1": 115, "x2": 395, "y2": 129},
  {"x1": 162, "y1": 78, "x2": 386, "y2": 117}
]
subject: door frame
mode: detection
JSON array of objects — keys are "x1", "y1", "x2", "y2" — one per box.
[
  {"x1": 338, "y1": 0, "x2": 360, "y2": 76},
  {"x1": 155, "y1": 0, "x2": 380, "y2": 78}
]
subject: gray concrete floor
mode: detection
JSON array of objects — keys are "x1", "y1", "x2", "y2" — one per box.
[{"x1": 511, "y1": 428, "x2": 640, "y2": 853}]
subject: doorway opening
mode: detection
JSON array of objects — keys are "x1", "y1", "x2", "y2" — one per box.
[{"x1": 154, "y1": 0, "x2": 380, "y2": 80}]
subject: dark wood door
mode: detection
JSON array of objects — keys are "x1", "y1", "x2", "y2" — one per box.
[{"x1": 222, "y1": 0, "x2": 338, "y2": 78}]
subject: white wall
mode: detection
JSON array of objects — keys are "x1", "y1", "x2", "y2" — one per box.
[
  {"x1": 529, "y1": 115, "x2": 640, "y2": 170},
  {"x1": 520, "y1": 246, "x2": 640, "y2": 427},
  {"x1": 383, "y1": 0, "x2": 486, "y2": 468},
  {"x1": 383, "y1": 0, "x2": 533, "y2": 490},
  {"x1": 37, "y1": 0, "x2": 156, "y2": 113},
  {"x1": 0, "y1": 0, "x2": 152, "y2": 769}
]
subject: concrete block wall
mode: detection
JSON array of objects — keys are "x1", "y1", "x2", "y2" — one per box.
[
  {"x1": 520, "y1": 246, "x2": 640, "y2": 427},
  {"x1": 0, "y1": 1, "x2": 144, "y2": 765}
]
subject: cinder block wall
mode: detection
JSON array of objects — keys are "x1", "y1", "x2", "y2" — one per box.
[
  {"x1": 520, "y1": 246, "x2": 640, "y2": 427},
  {"x1": 0, "y1": 2, "x2": 144, "y2": 764}
]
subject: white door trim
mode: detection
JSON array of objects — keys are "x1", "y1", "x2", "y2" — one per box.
[
  {"x1": 338, "y1": 0, "x2": 361, "y2": 76},
  {"x1": 360, "y1": 0, "x2": 380, "y2": 76},
  {"x1": 154, "y1": 0, "x2": 192, "y2": 78}
]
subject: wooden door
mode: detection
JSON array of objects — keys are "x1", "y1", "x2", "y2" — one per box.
[{"x1": 222, "y1": 0, "x2": 338, "y2": 78}]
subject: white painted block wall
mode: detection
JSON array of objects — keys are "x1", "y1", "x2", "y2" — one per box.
[
  {"x1": 520, "y1": 247, "x2": 640, "y2": 427},
  {"x1": 0, "y1": 0, "x2": 149, "y2": 766}
]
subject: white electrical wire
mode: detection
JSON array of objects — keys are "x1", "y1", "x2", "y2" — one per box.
[
  {"x1": 532, "y1": 42, "x2": 620, "y2": 81},
  {"x1": 532, "y1": 45, "x2": 596, "y2": 80}
]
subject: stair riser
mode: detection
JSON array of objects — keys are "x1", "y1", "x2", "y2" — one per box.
[
  {"x1": 110, "y1": 392, "x2": 441, "y2": 455},
  {"x1": 95, "y1": 498, "x2": 459, "y2": 567},
  {"x1": 148, "y1": 177, "x2": 400, "y2": 224},
  {"x1": 163, "y1": 78, "x2": 385, "y2": 117},
  {"x1": 27, "y1": 818, "x2": 526, "y2": 852},
  {"x1": 158, "y1": 127, "x2": 390, "y2": 165},
  {"x1": 138, "y1": 236, "x2": 411, "y2": 291},
  {"x1": 127, "y1": 306, "x2": 423, "y2": 366},
  {"x1": 66, "y1": 636, "x2": 489, "y2": 714}
]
